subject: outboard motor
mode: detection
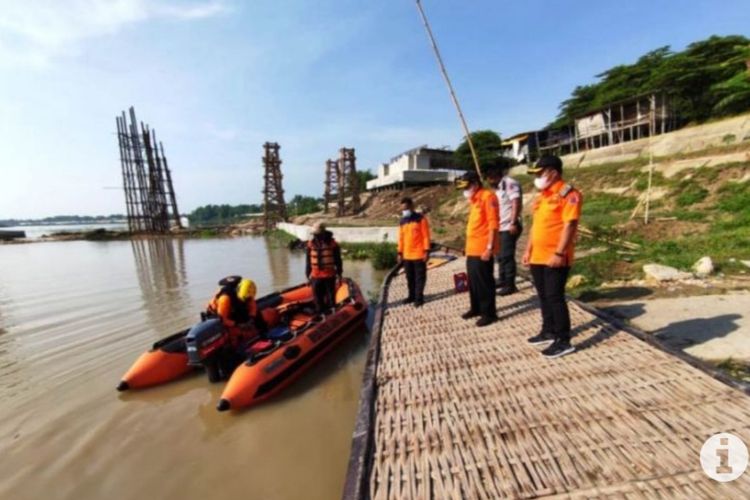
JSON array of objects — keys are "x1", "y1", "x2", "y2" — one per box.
[{"x1": 185, "y1": 318, "x2": 234, "y2": 383}]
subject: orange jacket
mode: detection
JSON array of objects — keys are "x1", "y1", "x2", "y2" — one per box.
[
  {"x1": 306, "y1": 231, "x2": 343, "y2": 279},
  {"x1": 465, "y1": 188, "x2": 500, "y2": 257},
  {"x1": 398, "y1": 212, "x2": 431, "y2": 260},
  {"x1": 207, "y1": 293, "x2": 257, "y2": 327},
  {"x1": 529, "y1": 180, "x2": 582, "y2": 265}
]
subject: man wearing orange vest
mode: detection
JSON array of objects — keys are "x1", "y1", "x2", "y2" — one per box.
[
  {"x1": 305, "y1": 222, "x2": 343, "y2": 313},
  {"x1": 523, "y1": 155, "x2": 582, "y2": 359},
  {"x1": 457, "y1": 171, "x2": 500, "y2": 327},
  {"x1": 397, "y1": 197, "x2": 431, "y2": 307}
]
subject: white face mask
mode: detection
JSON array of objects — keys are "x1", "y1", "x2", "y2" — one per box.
[
  {"x1": 462, "y1": 187, "x2": 476, "y2": 199},
  {"x1": 401, "y1": 209, "x2": 412, "y2": 217},
  {"x1": 534, "y1": 175, "x2": 553, "y2": 190}
]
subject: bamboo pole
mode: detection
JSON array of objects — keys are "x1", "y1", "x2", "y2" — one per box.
[{"x1": 414, "y1": 0, "x2": 483, "y2": 181}]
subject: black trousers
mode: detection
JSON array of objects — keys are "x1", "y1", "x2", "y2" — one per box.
[
  {"x1": 311, "y1": 277, "x2": 336, "y2": 313},
  {"x1": 467, "y1": 256, "x2": 497, "y2": 319},
  {"x1": 497, "y1": 228, "x2": 520, "y2": 287},
  {"x1": 403, "y1": 259, "x2": 427, "y2": 302},
  {"x1": 530, "y1": 265, "x2": 571, "y2": 342}
]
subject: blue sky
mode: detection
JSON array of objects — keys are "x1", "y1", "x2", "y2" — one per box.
[{"x1": 0, "y1": 0, "x2": 748, "y2": 219}]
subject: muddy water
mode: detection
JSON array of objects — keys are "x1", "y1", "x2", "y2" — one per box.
[{"x1": 0, "y1": 237, "x2": 384, "y2": 500}]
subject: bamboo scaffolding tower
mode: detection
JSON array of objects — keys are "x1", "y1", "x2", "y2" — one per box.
[
  {"x1": 345, "y1": 258, "x2": 750, "y2": 499},
  {"x1": 324, "y1": 159, "x2": 340, "y2": 214},
  {"x1": 115, "y1": 106, "x2": 181, "y2": 233},
  {"x1": 262, "y1": 142, "x2": 287, "y2": 230}
]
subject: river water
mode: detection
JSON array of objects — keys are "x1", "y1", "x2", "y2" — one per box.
[{"x1": 0, "y1": 237, "x2": 385, "y2": 500}]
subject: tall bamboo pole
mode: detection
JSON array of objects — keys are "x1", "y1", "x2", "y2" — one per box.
[{"x1": 414, "y1": 0, "x2": 482, "y2": 181}]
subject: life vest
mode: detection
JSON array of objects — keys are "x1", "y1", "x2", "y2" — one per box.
[
  {"x1": 307, "y1": 237, "x2": 338, "y2": 279},
  {"x1": 206, "y1": 285, "x2": 252, "y2": 324}
]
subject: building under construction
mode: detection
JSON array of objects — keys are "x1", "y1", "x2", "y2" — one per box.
[{"x1": 115, "y1": 107, "x2": 182, "y2": 233}]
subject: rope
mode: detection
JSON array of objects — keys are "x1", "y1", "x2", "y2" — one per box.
[{"x1": 414, "y1": 0, "x2": 483, "y2": 182}]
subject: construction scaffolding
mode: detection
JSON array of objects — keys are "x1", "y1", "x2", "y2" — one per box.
[
  {"x1": 115, "y1": 107, "x2": 182, "y2": 233},
  {"x1": 262, "y1": 142, "x2": 287, "y2": 230},
  {"x1": 323, "y1": 159, "x2": 340, "y2": 214},
  {"x1": 337, "y1": 147, "x2": 360, "y2": 216}
]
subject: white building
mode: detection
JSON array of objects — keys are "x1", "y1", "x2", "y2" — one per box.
[{"x1": 366, "y1": 145, "x2": 466, "y2": 191}]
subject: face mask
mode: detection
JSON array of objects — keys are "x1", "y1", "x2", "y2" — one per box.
[
  {"x1": 534, "y1": 175, "x2": 552, "y2": 190},
  {"x1": 463, "y1": 187, "x2": 476, "y2": 199},
  {"x1": 401, "y1": 209, "x2": 412, "y2": 217}
]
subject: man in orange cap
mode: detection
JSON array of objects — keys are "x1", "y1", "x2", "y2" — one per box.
[
  {"x1": 457, "y1": 171, "x2": 500, "y2": 327},
  {"x1": 523, "y1": 155, "x2": 582, "y2": 358}
]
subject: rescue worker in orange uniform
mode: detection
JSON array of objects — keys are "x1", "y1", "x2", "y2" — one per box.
[
  {"x1": 206, "y1": 276, "x2": 267, "y2": 341},
  {"x1": 523, "y1": 155, "x2": 582, "y2": 359},
  {"x1": 397, "y1": 197, "x2": 431, "y2": 307},
  {"x1": 457, "y1": 171, "x2": 500, "y2": 327},
  {"x1": 305, "y1": 222, "x2": 343, "y2": 313}
]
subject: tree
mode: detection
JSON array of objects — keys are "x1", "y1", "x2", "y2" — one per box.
[
  {"x1": 355, "y1": 170, "x2": 376, "y2": 191},
  {"x1": 550, "y1": 35, "x2": 750, "y2": 127},
  {"x1": 453, "y1": 130, "x2": 504, "y2": 172},
  {"x1": 288, "y1": 195, "x2": 322, "y2": 216}
]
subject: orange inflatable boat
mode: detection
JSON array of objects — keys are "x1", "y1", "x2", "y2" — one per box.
[{"x1": 117, "y1": 279, "x2": 367, "y2": 411}]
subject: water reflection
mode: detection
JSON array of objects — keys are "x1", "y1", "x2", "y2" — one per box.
[
  {"x1": 264, "y1": 238, "x2": 292, "y2": 288},
  {"x1": 131, "y1": 238, "x2": 193, "y2": 326}
]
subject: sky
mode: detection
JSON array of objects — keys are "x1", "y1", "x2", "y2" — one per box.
[{"x1": 0, "y1": 0, "x2": 748, "y2": 219}]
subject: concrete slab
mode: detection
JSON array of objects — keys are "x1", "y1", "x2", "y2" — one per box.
[{"x1": 601, "y1": 293, "x2": 750, "y2": 361}]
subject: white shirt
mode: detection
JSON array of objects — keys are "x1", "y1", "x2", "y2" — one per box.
[{"x1": 495, "y1": 176, "x2": 522, "y2": 231}]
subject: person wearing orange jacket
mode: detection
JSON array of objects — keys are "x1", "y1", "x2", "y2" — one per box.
[
  {"x1": 305, "y1": 222, "x2": 343, "y2": 313},
  {"x1": 206, "y1": 276, "x2": 267, "y2": 341},
  {"x1": 457, "y1": 171, "x2": 500, "y2": 327},
  {"x1": 397, "y1": 197, "x2": 431, "y2": 307},
  {"x1": 523, "y1": 155, "x2": 582, "y2": 359}
]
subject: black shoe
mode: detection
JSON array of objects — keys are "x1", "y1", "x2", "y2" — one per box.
[
  {"x1": 542, "y1": 340, "x2": 575, "y2": 359},
  {"x1": 461, "y1": 310, "x2": 480, "y2": 320},
  {"x1": 495, "y1": 281, "x2": 507, "y2": 289},
  {"x1": 404, "y1": 297, "x2": 415, "y2": 304},
  {"x1": 475, "y1": 316, "x2": 496, "y2": 327},
  {"x1": 498, "y1": 286, "x2": 518, "y2": 296},
  {"x1": 414, "y1": 300, "x2": 424, "y2": 308},
  {"x1": 527, "y1": 332, "x2": 555, "y2": 345}
]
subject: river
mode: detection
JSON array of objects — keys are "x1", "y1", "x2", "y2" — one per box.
[{"x1": 0, "y1": 236, "x2": 385, "y2": 500}]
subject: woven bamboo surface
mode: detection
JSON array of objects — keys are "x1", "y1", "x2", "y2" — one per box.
[{"x1": 367, "y1": 258, "x2": 750, "y2": 499}]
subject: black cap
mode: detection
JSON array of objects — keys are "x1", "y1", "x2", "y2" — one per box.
[
  {"x1": 455, "y1": 171, "x2": 480, "y2": 189},
  {"x1": 528, "y1": 155, "x2": 562, "y2": 174},
  {"x1": 218, "y1": 275, "x2": 242, "y2": 287}
]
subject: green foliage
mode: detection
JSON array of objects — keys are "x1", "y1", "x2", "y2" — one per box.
[
  {"x1": 551, "y1": 36, "x2": 750, "y2": 128},
  {"x1": 717, "y1": 181, "x2": 750, "y2": 213},
  {"x1": 723, "y1": 134, "x2": 737, "y2": 144},
  {"x1": 188, "y1": 204, "x2": 261, "y2": 224},
  {"x1": 582, "y1": 192, "x2": 638, "y2": 227},
  {"x1": 355, "y1": 170, "x2": 376, "y2": 191},
  {"x1": 266, "y1": 229, "x2": 297, "y2": 246},
  {"x1": 454, "y1": 130, "x2": 504, "y2": 171},
  {"x1": 340, "y1": 242, "x2": 398, "y2": 270},
  {"x1": 371, "y1": 243, "x2": 398, "y2": 270},
  {"x1": 675, "y1": 181, "x2": 709, "y2": 206},
  {"x1": 288, "y1": 195, "x2": 322, "y2": 217}
]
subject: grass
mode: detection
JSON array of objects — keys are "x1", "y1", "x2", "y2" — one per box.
[
  {"x1": 266, "y1": 229, "x2": 298, "y2": 247},
  {"x1": 675, "y1": 180, "x2": 709, "y2": 207},
  {"x1": 340, "y1": 242, "x2": 398, "y2": 270}
]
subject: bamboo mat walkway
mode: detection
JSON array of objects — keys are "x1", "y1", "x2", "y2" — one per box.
[{"x1": 345, "y1": 258, "x2": 750, "y2": 499}]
